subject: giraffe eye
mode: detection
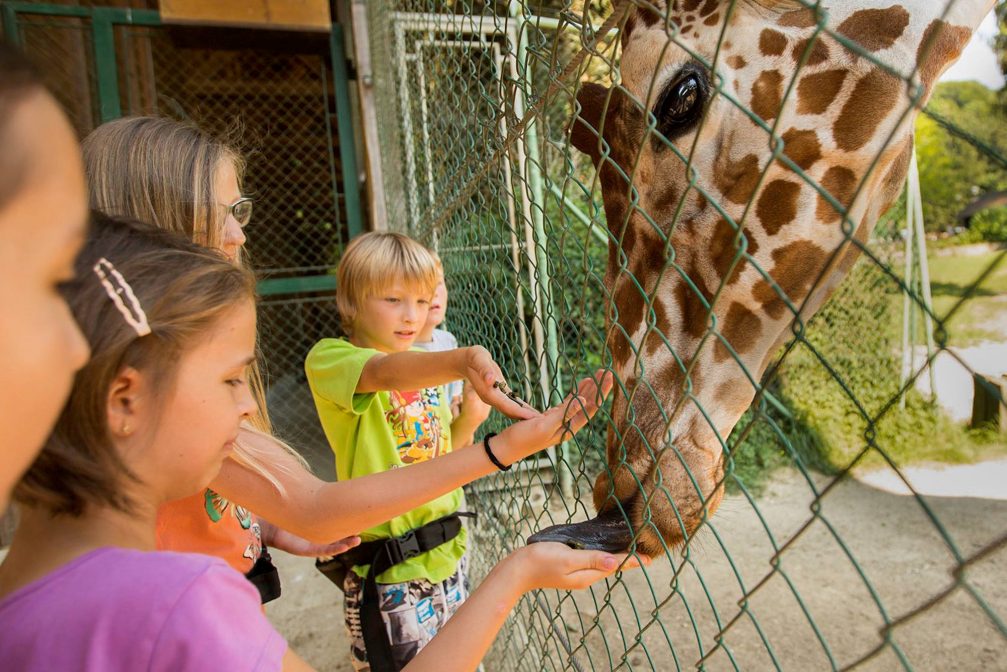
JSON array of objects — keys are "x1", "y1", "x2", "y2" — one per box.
[{"x1": 655, "y1": 65, "x2": 708, "y2": 140}]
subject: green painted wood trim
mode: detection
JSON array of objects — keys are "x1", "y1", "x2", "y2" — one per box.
[{"x1": 257, "y1": 274, "x2": 337, "y2": 296}]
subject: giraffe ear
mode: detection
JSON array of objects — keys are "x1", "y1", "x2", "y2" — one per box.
[{"x1": 570, "y1": 82, "x2": 610, "y2": 165}]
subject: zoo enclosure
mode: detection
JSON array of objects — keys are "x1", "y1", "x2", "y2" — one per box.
[{"x1": 361, "y1": 1, "x2": 1007, "y2": 670}]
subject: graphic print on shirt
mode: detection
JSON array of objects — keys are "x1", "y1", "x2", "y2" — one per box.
[
  {"x1": 385, "y1": 387, "x2": 445, "y2": 465},
  {"x1": 204, "y1": 488, "x2": 263, "y2": 561}
]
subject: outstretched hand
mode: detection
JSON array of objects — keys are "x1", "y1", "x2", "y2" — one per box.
[
  {"x1": 259, "y1": 519, "x2": 361, "y2": 558},
  {"x1": 493, "y1": 370, "x2": 614, "y2": 465},
  {"x1": 508, "y1": 541, "x2": 649, "y2": 593},
  {"x1": 463, "y1": 346, "x2": 540, "y2": 420}
]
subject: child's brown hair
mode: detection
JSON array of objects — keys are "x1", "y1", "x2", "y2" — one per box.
[{"x1": 14, "y1": 212, "x2": 256, "y2": 516}]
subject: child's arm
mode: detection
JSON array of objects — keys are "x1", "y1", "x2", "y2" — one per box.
[
  {"x1": 210, "y1": 373, "x2": 612, "y2": 544},
  {"x1": 356, "y1": 346, "x2": 537, "y2": 420},
  {"x1": 281, "y1": 648, "x2": 315, "y2": 672},
  {"x1": 450, "y1": 384, "x2": 490, "y2": 449},
  {"x1": 257, "y1": 518, "x2": 360, "y2": 557},
  {"x1": 403, "y1": 543, "x2": 648, "y2": 672}
]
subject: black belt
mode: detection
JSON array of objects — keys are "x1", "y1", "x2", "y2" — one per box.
[
  {"x1": 246, "y1": 545, "x2": 281, "y2": 604},
  {"x1": 316, "y1": 512, "x2": 475, "y2": 672}
]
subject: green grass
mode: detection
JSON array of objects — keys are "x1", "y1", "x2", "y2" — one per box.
[
  {"x1": 726, "y1": 250, "x2": 1007, "y2": 491},
  {"x1": 926, "y1": 249, "x2": 1007, "y2": 346}
]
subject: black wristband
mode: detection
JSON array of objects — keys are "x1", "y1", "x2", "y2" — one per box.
[{"x1": 482, "y1": 432, "x2": 511, "y2": 471}]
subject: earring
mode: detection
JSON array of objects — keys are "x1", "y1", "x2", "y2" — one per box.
[{"x1": 121, "y1": 421, "x2": 131, "y2": 436}]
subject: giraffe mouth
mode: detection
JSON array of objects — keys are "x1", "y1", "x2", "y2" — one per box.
[{"x1": 527, "y1": 507, "x2": 634, "y2": 553}]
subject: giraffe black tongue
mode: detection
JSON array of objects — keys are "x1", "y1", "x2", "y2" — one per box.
[{"x1": 527, "y1": 507, "x2": 634, "y2": 553}]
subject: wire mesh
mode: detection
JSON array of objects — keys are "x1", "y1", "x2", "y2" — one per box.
[
  {"x1": 1, "y1": 4, "x2": 355, "y2": 471},
  {"x1": 363, "y1": 1, "x2": 1007, "y2": 670}
]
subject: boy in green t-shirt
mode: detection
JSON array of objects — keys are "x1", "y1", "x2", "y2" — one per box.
[{"x1": 305, "y1": 231, "x2": 532, "y2": 671}]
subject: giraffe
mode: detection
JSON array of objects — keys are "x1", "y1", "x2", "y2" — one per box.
[{"x1": 529, "y1": 0, "x2": 993, "y2": 556}]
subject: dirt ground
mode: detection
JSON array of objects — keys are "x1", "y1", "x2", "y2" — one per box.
[{"x1": 267, "y1": 463, "x2": 1007, "y2": 671}]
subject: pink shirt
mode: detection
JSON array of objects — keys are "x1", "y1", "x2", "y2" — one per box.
[{"x1": 0, "y1": 547, "x2": 286, "y2": 671}]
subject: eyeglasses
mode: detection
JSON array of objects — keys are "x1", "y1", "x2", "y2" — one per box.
[{"x1": 222, "y1": 197, "x2": 254, "y2": 228}]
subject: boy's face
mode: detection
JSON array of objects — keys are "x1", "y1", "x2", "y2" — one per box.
[
  {"x1": 425, "y1": 277, "x2": 448, "y2": 330},
  {"x1": 353, "y1": 279, "x2": 432, "y2": 353}
]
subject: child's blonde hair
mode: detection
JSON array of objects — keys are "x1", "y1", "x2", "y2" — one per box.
[
  {"x1": 82, "y1": 116, "x2": 307, "y2": 491},
  {"x1": 336, "y1": 232, "x2": 439, "y2": 335},
  {"x1": 82, "y1": 116, "x2": 245, "y2": 256}
]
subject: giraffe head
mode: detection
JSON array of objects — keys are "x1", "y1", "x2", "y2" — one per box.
[{"x1": 530, "y1": 0, "x2": 986, "y2": 556}]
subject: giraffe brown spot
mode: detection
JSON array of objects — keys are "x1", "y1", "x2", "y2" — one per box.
[
  {"x1": 816, "y1": 166, "x2": 858, "y2": 224},
  {"x1": 832, "y1": 69, "x2": 901, "y2": 152},
  {"x1": 571, "y1": 82, "x2": 609, "y2": 163},
  {"x1": 635, "y1": 3, "x2": 663, "y2": 27},
  {"x1": 616, "y1": 209, "x2": 637, "y2": 250},
  {"x1": 752, "y1": 241, "x2": 828, "y2": 318},
  {"x1": 709, "y1": 218, "x2": 758, "y2": 286},
  {"x1": 613, "y1": 276, "x2": 646, "y2": 365},
  {"x1": 916, "y1": 20, "x2": 972, "y2": 98},
  {"x1": 641, "y1": 232, "x2": 669, "y2": 276},
  {"x1": 752, "y1": 278, "x2": 786, "y2": 320},
  {"x1": 652, "y1": 181, "x2": 680, "y2": 216},
  {"x1": 715, "y1": 153, "x2": 761, "y2": 205},
  {"x1": 715, "y1": 302, "x2": 763, "y2": 362},
  {"x1": 683, "y1": 0, "x2": 702, "y2": 11},
  {"x1": 675, "y1": 271, "x2": 713, "y2": 339},
  {"x1": 681, "y1": 24, "x2": 693, "y2": 37},
  {"x1": 699, "y1": 0, "x2": 717, "y2": 17},
  {"x1": 756, "y1": 180, "x2": 801, "y2": 235},
  {"x1": 779, "y1": 8, "x2": 817, "y2": 28},
  {"x1": 726, "y1": 55, "x2": 747, "y2": 69},
  {"x1": 645, "y1": 298, "x2": 673, "y2": 356},
  {"x1": 792, "y1": 37, "x2": 829, "y2": 65},
  {"x1": 779, "y1": 128, "x2": 822, "y2": 170},
  {"x1": 703, "y1": 12, "x2": 720, "y2": 27},
  {"x1": 837, "y1": 6, "x2": 910, "y2": 53},
  {"x1": 797, "y1": 69, "x2": 847, "y2": 115},
  {"x1": 759, "y1": 29, "x2": 787, "y2": 56},
  {"x1": 751, "y1": 70, "x2": 784, "y2": 123},
  {"x1": 622, "y1": 12, "x2": 638, "y2": 48},
  {"x1": 694, "y1": 191, "x2": 708, "y2": 213}
]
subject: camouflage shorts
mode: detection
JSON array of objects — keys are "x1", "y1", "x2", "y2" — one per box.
[{"x1": 343, "y1": 555, "x2": 470, "y2": 671}]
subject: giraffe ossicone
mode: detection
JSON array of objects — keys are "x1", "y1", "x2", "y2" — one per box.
[{"x1": 529, "y1": 0, "x2": 989, "y2": 556}]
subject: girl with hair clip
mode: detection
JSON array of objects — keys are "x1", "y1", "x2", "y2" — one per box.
[
  {"x1": 81, "y1": 116, "x2": 645, "y2": 609},
  {"x1": 0, "y1": 42, "x2": 90, "y2": 512},
  {"x1": 0, "y1": 212, "x2": 641, "y2": 671}
]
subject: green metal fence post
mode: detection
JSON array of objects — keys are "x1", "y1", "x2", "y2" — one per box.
[
  {"x1": 91, "y1": 8, "x2": 121, "y2": 123},
  {"x1": 509, "y1": 2, "x2": 568, "y2": 497},
  {"x1": 1, "y1": 4, "x2": 20, "y2": 43},
  {"x1": 330, "y1": 22, "x2": 364, "y2": 239}
]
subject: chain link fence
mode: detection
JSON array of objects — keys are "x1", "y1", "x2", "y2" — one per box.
[
  {"x1": 362, "y1": 1, "x2": 1006, "y2": 669},
  {"x1": 4, "y1": 0, "x2": 1006, "y2": 668}
]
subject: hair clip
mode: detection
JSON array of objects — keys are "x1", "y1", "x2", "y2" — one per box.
[
  {"x1": 493, "y1": 380, "x2": 533, "y2": 410},
  {"x1": 93, "y1": 257, "x2": 152, "y2": 337}
]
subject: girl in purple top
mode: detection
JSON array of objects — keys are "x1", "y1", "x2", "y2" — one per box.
[{"x1": 0, "y1": 213, "x2": 293, "y2": 669}]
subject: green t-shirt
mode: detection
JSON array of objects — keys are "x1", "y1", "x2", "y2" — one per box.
[{"x1": 304, "y1": 337, "x2": 466, "y2": 584}]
